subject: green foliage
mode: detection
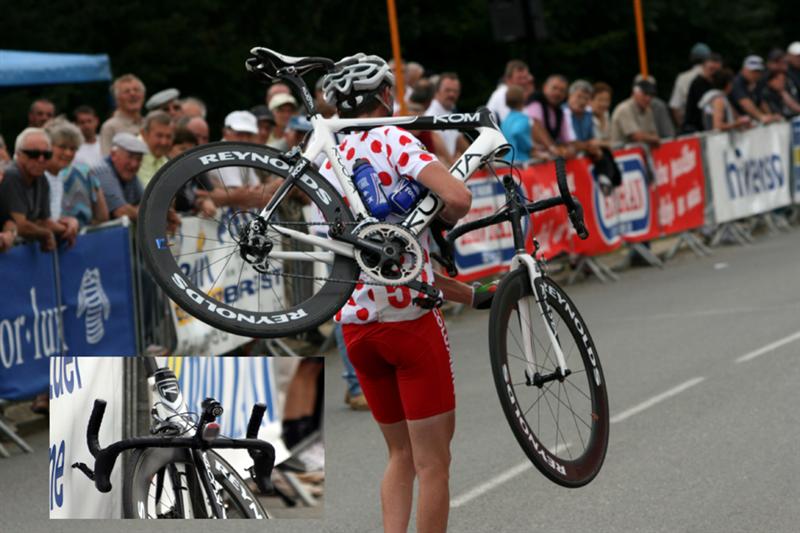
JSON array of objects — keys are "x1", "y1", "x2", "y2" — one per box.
[{"x1": 0, "y1": 0, "x2": 796, "y2": 143}]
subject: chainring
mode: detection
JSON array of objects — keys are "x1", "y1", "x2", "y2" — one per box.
[{"x1": 353, "y1": 222, "x2": 424, "y2": 286}]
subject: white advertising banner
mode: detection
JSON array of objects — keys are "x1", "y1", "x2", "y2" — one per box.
[
  {"x1": 49, "y1": 356, "x2": 124, "y2": 518},
  {"x1": 705, "y1": 122, "x2": 792, "y2": 224},
  {"x1": 169, "y1": 211, "x2": 283, "y2": 354},
  {"x1": 164, "y1": 356, "x2": 291, "y2": 470}
]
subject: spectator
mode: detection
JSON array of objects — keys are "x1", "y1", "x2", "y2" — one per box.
[
  {"x1": 699, "y1": 68, "x2": 751, "y2": 131},
  {"x1": 267, "y1": 93, "x2": 299, "y2": 150},
  {"x1": 526, "y1": 74, "x2": 574, "y2": 157},
  {"x1": 0, "y1": 128, "x2": 78, "y2": 251},
  {"x1": 730, "y1": 55, "x2": 779, "y2": 123},
  {"x1": 138, "y1": 110, "x2": 175, "y2": 186},
  {"x1": 406, "y1": 92, "x2": 452, "y2": 166},
  {"x1": 314, "y1": 78, "x2": 337, "y2": 118},
  {"x1": 184, "y1": 116, "x2": 210, "y2": 145},
  {"x1": 72, "y1": 105, "x2": 104, "y2": 168},
  {"x1": 99, "y1": 74, "x2": 146, "y2": 155},
  {"x1": 266, "y1": 82, "x2": 292, "y2": 108},
  {"x1": 563, "y1": 80, "x2": 598, "y2": 154},
  {"x1": 682, "y1": 53, "x2": 723, "y2": 133},
  {"x1": 764, "y1": 47, "x2": 800, "y2": 103},
  {"x1": 635, "y1": 74, "x2": 675, "y2": 138},
  {"x1": 28, "y1": 99, "x2": 55, "y2": 128},
  {"x1": 591, "y1": 82, "x2": 613, "y2": 145},
  {"x1": 669, "y1": 43, "x2": 712, "y2": 127},
  {"x1": 410, "y1": 78, "x2": 435, "y2": 110},
  {"x1": 0, "y1": 134, "x2": 11, "y2": 180},
  {"x1": 0, "y1": 215, "x2": 16, "y2": 253},
  {"x1": 92, "y1": 132, "x2": 148, "y2": 221},
  {"x1": 486, "y1": 59, "x2": 532, "y2": 123},
  {"x1": 787, "y1": 42, "x2": 800, "y2": 93},
  {"x1": 181, "y1": 96, "x2": 207, "y2": 119},
  {"x1": 760, "y1": 70, "x2": 800, "y2": 118},
  {"x1": 500, "y1": 84, "x2": 534, "y2": 162},
  {"x1": 404, "y1": 61, "x2": 425, "y2": 100},
  {"x1": 250, "y1": 105, "x2": 275, "y2": 145},
  {"x1": 169, "y1": 128, "x2": 216, "y2": 217},
  {"x1": 145, "y1": 88, "x2": 184, "y2": 121},
  {"x1": 286, "y1": 115, "x2": 313, "y2": 149},
  {"x1": 425, "y1": 72, "x2": 468, "y2": 159},
  {"x1": 44, "y1": 120, "x2": 109, "y2": 228},
  {"x1": 609, "y1": 79, "x2": 660, "y2": 148}
]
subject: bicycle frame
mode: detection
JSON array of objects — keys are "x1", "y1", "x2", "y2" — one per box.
[{"x1": 256, "y1": 108, "x2": 508, "y2": 263}]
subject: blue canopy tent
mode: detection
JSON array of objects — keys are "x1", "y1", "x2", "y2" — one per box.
[{"x1": 0, "y1": 50, "x2": 112, "y2": 86}]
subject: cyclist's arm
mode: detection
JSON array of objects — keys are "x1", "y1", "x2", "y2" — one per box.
[
  {"x1": 416, "y1": 161, "x2": 471, "y2": 225},
  {"x1": 433, "y1": 272, "x2": 472, "y2": 305}
]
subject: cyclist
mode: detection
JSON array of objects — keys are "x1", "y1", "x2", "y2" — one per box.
[{"x1": 318, "y1": 53, "x2": 493, "y2": 533}]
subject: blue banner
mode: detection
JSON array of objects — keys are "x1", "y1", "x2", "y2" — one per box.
[
  {"x1": 792, "y1": 117, "x2": 800, "y2": 202},
  {"x1": 0, "y1": 242, "x2": 59, "y2": 400},
  {"x1": 59, "y1": 225, "x2": 137, "y2": 355}
]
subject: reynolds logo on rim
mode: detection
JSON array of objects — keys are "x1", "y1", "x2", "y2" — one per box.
[{"x1": 592, "y1": 153, "x2": 651, "y2": 244}]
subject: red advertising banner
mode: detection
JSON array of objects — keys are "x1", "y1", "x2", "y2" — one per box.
[
  {"x1": 607, "y1": 146, "x2": 660, "y2": 244},
  {"x1": 650, "y1": 137, "x2": 705, "y2": 235}
]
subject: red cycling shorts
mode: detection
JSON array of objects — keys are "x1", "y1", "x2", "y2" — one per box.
[{"x1": 342, "y1": 308, "x2": 455, "y2": 424}]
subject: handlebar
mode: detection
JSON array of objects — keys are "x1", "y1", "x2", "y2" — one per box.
[
  {"x1": 75, "y1": 399, "x2": 275, "y2": 494},
  {"x1": 554, "y1": 157, "x2": 589, "y2": 240}
]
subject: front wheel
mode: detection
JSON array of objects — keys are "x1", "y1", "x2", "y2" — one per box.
[
  {"x1": 488, "y1": 268, "x2": 609, "y2": 487},
  {"x1": 122, "y1": 448, "x2": 270, "y2": 519},
  {"x1": 138, "y1": 142, "x2": 359, "y2": 338}
]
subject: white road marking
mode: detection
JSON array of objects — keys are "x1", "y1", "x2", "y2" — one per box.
[
  {"x1": 609, "y1": 377, "x2": 705, "y2": 424},
  {"x1": 452, "y1": 377, "x2": 706, "y2": 507},
  {"x1": 450, "y1": 442, "x2": 570, "y2": 508},
  {"x1": 735, "y1": 330, "x2": 800, "y2": 364}
]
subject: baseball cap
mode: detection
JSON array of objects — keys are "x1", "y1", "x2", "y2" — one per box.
[
  {"x1": 224, "y1": 111, "x2": 258, "y2": 134},
  {"x1": 788, "y1": 42, "x2": 800, "y2": 56},
  {"x1": 689, "y1": 43, "x2": 711, "y2": 62},
  {"x1": 633, "y1": 79, "x2": 657, "y2": 96},
  {"x1": 767, "y1": 48, "x2": 786, "y2": 62},
  {"x1": 112, "y1": 132, "x2": 148, "y2": 154},
  {"x1": 250, "y1": 104, "x2": 274, "y2": 123},
  {"x1": 145, "y1": 88, "x2": 180, "y2": 111},
  {"x1": 268, "y1": 93, "x2": 298, "y2": 111},
  {"x1": 288, "y1": 116, "x2": 313, "y2": 133},
  {"x1": 743, "y1": 55, "x2": 765, "y2": 71}
]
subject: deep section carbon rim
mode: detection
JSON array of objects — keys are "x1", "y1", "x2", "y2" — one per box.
[{"x1": 489, "y1": 268, "x2": 609, "y2": 487}]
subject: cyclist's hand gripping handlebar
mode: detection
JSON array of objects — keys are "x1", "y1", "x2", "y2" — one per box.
[{"x1": 554, "y1": 157, "x2": 590, "y2": 240}]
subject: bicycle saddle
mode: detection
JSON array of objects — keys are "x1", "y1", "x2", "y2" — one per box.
[{"x1": 247, "y1": 47, "x2": 336, "y2": 80}]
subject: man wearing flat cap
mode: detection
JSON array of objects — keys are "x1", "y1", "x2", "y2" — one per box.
[
  {"x1": 610, "y1": 78, "x2": 661, "y2": 148},
  {"x1": 146, "y1": 88, "x2": 184, "y2": 121},
  {"x1": 91, "y1": 132, "x2": 148, "y2": 221},
  {"x1": 730, "y1": 55, "x2": 780, "y2": 124}
]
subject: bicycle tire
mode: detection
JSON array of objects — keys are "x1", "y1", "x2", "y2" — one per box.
[
  {"x1": 488, "y1": 268, "x2": 609, "y2": 487},
  {"x1": 138, "y1": 141, "x2": 359, "y2": 338},
  {"x1": 122, "y1": 447, "x2": 270, "y2": 519}
]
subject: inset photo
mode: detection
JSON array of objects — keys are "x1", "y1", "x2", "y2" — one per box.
[{"x1": 49, "y1": 355, "x2": 323, "y2": 519}]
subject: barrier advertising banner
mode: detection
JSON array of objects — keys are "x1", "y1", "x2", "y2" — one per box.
[
  {"x1": 792, "y1": 117, "x2": 800, "y2": 203},
  {"x1": 166, "y1": 356, "x2": 289, "y2": 469},
  {"x1": 169, "y1": 211, "x2": 282, "y2": 354},
  {"x1": 59, "y1": 225, "x2": 137, "y2": 355},
  {"x1": 519, "y1": 161, "x2": 575, "y2": 258},
  {"x1": 651, "y1": 138, "x2": 706, "y2": 235},
  {"x1": 50, "y1": 356, "x2": 124, "y2": 518},
  {"x1": 704, "y1": 122, "x2": 792, "y2": 223},
  {"x1": 0, "y1": 242, "x2": 59, "y2": 400}
]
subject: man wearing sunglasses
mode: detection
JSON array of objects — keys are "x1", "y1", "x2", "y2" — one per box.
[{"x1": 0, "y1": 128, "x2": 78, "y2": 251}]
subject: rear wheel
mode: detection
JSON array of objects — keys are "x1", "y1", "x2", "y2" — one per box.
[
  {"x1": 488, "y1": 268, "x2": 609, "y2": 487},
  {"x1": 138, "y1": 142, "x2": 359, "y2": 338}
]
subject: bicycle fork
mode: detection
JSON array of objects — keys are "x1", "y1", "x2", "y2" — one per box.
[{"x1": 510, "y1": 254, "x2": 571, "y2": 386}]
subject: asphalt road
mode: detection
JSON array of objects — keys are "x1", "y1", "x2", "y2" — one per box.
[{"x1": 3, "y1": 228, "x2": 800, "y2": 532}]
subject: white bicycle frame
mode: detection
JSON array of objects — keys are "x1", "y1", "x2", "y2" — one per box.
[{"x1": 253, "y1": 109, "x2": 569, "y2": 375}]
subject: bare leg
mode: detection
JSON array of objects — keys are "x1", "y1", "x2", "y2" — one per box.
[
  {"x1": 283, "y1": 359, "x2": 323, "y2": 419},
  {"x1": 378, "y1": 420, "x2": 416, "y2": 533},
  {"x1": 407, "y1": 410, "x2": 455, "y2": 533}
]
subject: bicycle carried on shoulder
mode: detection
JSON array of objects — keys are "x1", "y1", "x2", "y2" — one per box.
[
  {"x1": 72, "y1": 357, "x2": 275, "y2": 518},
  {"x1": 138, "y1": 47, "x2": 608, "y2": 487}
]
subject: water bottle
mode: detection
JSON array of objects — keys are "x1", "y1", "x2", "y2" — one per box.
[
  {"x1": 352, "y1": 158, "x2": 391, "y2": 219},
  {"x1": 389, "y1": 178, "x2": 426, "y2": 215}
]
